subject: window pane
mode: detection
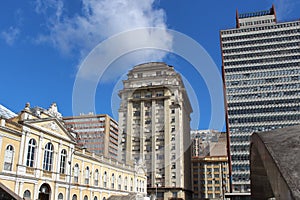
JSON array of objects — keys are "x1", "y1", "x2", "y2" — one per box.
[
  {"x1": 58, "y1": 193, "x2": 63, "y2": 200},
  {"x1": 4, "y1": 145, "x2": 14, "y2": 171}
]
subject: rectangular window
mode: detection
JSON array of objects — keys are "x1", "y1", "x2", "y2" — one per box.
[
  {"x1": 171, "y1": 163, "x2": 176, "y2": 169},
  {"x1": 156, "y1": 91, "x2": 164, "y2": 97},
  {"x1": 171, "y1": 126, "x2": 175, "y2": 132},
  {"x1": 171, "y1": 117, "x2": 175, "y2": 123},
  {"x1": 137, "y1": 73, "x2": 143, "y2": 78},
  {"x1": 171, "y1": 154, "x2": 176, "y2": 160},
  {"x1": 145, "y1": 92, "x2": 152, "y2": 98},
  {"x1": 133, "y1": 93, "x2": 141, "y2": 98}
]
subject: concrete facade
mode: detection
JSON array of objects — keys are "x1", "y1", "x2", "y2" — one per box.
[
  {"x1": 118, "y1": 62, "x2": 193, "y2": 199},
  {"x1": 250, "y1": 126, "x2": 300, "y2": 200}
]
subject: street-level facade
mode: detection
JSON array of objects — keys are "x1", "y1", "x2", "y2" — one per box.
[
  {"x1": 220, "y1": 5, "x2": 300, "y2": 194},
  {"x1": 118, "y1": 62, "x2": 193, "y2": 199},
  {"x1": 0, "y1": 103, "x2": 146, "y2": 200}
]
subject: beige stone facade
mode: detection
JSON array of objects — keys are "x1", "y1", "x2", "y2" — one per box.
[
  {"x1": 0, "y1": 103, "x2": 146, "y2": 200},
  {"x1": 118, "y1": 62, "x2": 193, "y2": 199}
]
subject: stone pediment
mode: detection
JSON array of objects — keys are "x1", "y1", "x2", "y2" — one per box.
[{"x1": 25, "y1": 118, "x2": 76, "y2": 142}]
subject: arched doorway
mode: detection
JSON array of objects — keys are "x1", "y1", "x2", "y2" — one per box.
[{"x1": 38, "y1": 183, "x2": 51, "y2": 200}]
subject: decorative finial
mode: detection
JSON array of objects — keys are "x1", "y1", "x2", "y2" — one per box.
[
  {"x1": 47, "y1": 102, "x2": 62, "y2": 119},
  {"x1": 25, "y1": 102, "x2": 30, "y2": 111}
]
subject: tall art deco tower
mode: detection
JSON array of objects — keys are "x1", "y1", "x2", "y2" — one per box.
[
  {"x1": 221, "y1": 5, "x2": 300, "y2": 195},
  {"x1": 118, "y1": 62, "x2": 193, "y2": 199}
]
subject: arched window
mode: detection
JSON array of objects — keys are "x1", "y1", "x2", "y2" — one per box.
[
  {"x1": 43, "y1": 143, "x2": 54, "y2": 171},
  {"x1": 60, "y1": 149, "x2": 67, "y2": 174},
  {"x1": 85, "y1": 166, "x2": 90, "y2": 184},
  {"x1": 26, "y1": 139, "x2": 36, "y2": 167},
  {"x1": 84, "y1": 195, "x2": 88, "y2": 200},
  {"x1": 4, "y1": 145, "x2": 14, "y2": 171},
  {"x1": 94, "y1": 169, "x2": 99, "y2": 186},
  {"x1": 103, "y1": 198, "x2": 106, "y2": 200},
  {"x1": 118, "y1": 175, "x2": 122, "y2": 190},
  {"x1": 111, "y1": 173, "x2": 115, "y2": 189},
  {"x1": 124, "y1": 176, "x2": 128, "y2": 190},
  {"x1": 38, "y1": 183, "x2": 51, "y2": 200},
  {"x1": 72, "y1": 194, "x2": 77, "y2": 200},
  {"x1": 74, "y1": 163, "x2": 79, "y2": 183},
  {"x1": 58, "y1": 193, "x2": 63, "y2": 200},
  {"x1": 103, "y1": 171, "x2": 107, "y2": 187},
  {"x1": 23, "y1": 190, "x2": 31, "y2": 199},
  {"x1": 94, "y1": 197, "x2": 98, "y2": 200}
]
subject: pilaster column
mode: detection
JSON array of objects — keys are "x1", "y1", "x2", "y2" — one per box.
[
  {"x1": 164, "y1": 98, "x2": 171, "y2": 186},
  {"x1": 22, "y1": 133, "x2": 31, "y2": 166},
  {"x1": 204, "y1": 164, "x2": 208, "y2": 198},
  {"x1": 79, "y1": 188, "x2": 83, "y2": 200},
  {"x1": 0, "y1": 136, "x2": 2, "y2": 159},
  {"x1": 53, "y1": 149, "x2": 59, "y2": 180},
  {"x1": 151, "y1": 99, "x2": 156, "y2": 187},
  {"x1": 81, "y1": 161, "x2": 85, "y2": 185},
  {"x1": 18, "y1": 182, "x2": 24, "y2": 197},
  {"x1": 34, "y1": 183, "x2": 39, "y2": 200},
  {"x1": 140, "y1": 101, "x2": 145, "y2": 160},
  {"x1": 125, "y1": 102, "x2": 133, "y2": 164},
  {"x1": 18, "y1": 131, "x2": 26, "y2": 166},
  {"x1": 15, "y1": 180, "x2": 19, "y2": 194},
  {"x1": 56, "y1": 142, "x2": 62, "y2": 180},
  {"x1": 54, "y1": 185, "x2": 59, "y2": 200},
  {"x1": 36, "y1": 135, "x2": 44, "y2": 173}
]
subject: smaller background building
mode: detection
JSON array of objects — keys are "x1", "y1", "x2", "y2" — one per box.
[
  {"x1": 191, "y1": 131, "x2": 230, "y2": 199},
  {"x1": 63, "y1": 114, "x2": 119, "y2": 159}
]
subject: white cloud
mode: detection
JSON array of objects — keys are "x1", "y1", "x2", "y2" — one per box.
[
  {"x1": 1, "y1": 9, "x2": 23, "y2": 46},
  {"x1": 1, "y1": 26, "x2": 20, "y2": 46},
  {"x1": 34, "y1": 0, "x2": 173, "y2": 80}
]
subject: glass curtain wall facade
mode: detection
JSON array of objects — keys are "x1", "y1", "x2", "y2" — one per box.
[{"x1": 220, "y1": 6, "x2": 300, "y2": 193}]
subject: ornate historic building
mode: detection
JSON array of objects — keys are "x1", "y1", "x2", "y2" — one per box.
[
  {"x1": 118, "y1": 62, "x2": 193, "y2": 199},
  {"x1": 0, "y1": 103, "x2": 146, "y2": 200}
]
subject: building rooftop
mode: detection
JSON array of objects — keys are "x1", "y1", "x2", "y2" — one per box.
[
  {"x1": 238, "y1": 9, "x2": 273, "y2": 19},
  {"x1": 238, "y1": 5, "x2": 275, "y2": 19},
  {"x1": 0, "y1": 104, "x2": 16, "y2": 119},
  {"x1": 251, "y1": 125, "x2": 300, "y2": 199}
]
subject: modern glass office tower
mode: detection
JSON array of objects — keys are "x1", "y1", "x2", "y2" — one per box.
[
  {"x1": 118, "y1": 62, "x2": 193, "y2": 199},
  {"x1": 220, "y1": 6, "x2": 300, "y2": 194}
]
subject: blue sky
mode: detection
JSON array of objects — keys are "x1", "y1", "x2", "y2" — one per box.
[{"x1": 0, "y1": 0, "x2": 299, "y2": 131}]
